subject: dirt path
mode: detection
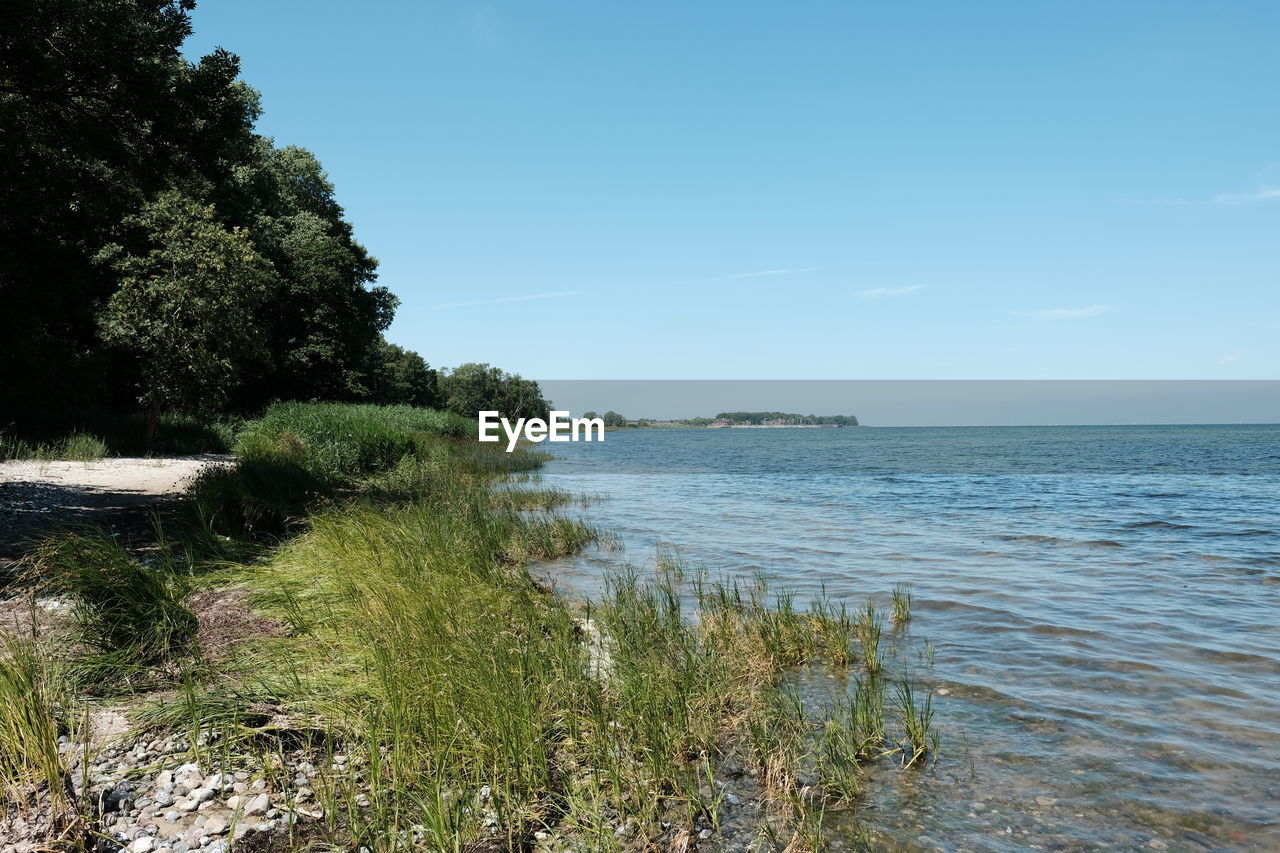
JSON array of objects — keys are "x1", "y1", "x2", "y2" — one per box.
[{"x1": 0, "y1": 455, "x2": 230, "y2": 560}]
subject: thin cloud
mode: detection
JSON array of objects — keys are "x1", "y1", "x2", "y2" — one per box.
[
  {"x1": 1218, "y1": 352, "x2": 1242, "y2": 365},
  {"x1": 721, "y1": 268, "x2": 817, "y2": 280},
  {"x1": 1017, "y1": 305, "x2": 1110, "y2": 320},
  {"x1": 857, "y1": 284, "x2": 922, "y2": 298},
  {"x1": 1211, "y1": 186, "x2": 1280, "y2": 205},
  {"x1": 431, "y1": 291, "x2": 583, "y2": 310}
]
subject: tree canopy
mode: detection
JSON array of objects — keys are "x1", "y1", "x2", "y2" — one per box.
[{"x1": 0, "y1": 0, "x2": 546, "y2": 438}]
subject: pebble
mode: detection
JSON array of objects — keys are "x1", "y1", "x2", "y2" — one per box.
[
  {"x1": 130, "y1": 839, "x2": 155, "y2": 853},
  {"x1": 1034, "y1": 796, "x2": 1057, "y2": 808},
  {"x1": 244, "y1": 793, "x2": 270, "y2": 815},
  {"x1": 1147, "y1": 841, "x2": 1169, "y2": 851}
]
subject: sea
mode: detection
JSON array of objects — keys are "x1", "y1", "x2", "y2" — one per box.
[{"x1": 538, "y1": 425, "x2": 1280, "y2": 852}]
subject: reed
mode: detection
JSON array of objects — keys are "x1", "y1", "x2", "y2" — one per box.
[
  {"x1": 0, "y1": 633, "x2": 80, "y2": 824},
  {"x1": 892, "y1": 677, "x2": 938, "y2": 768},
  {"x1": 855, "y1": 601, "x2": 883, "y2": 675},
  {"x1": 891, "y1": 583, "x2": 912, "y2": 627}
]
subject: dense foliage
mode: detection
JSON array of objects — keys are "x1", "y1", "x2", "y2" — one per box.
[{"x1": 0, "y1": 0, "x2": 547, "y2": 442}]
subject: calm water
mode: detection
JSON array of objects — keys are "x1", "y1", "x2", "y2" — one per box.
[{"x1": 539, "y1": 425, "x2": 1280, "y2": 852}]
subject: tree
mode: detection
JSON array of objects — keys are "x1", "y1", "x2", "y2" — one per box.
[
  {"x1": 602, "y1": 411, "x2": 627, "y2": 428},
  {"x1": 371, "y1": 339, "x2": 439, "y2": 407},
  {"x1": 440, "y1": 364, "x2": 550, "y2": 420},
  {"x1": 98, "y1": 192, "x2": 276, "y2": 445},
  {"x1": 227, "y1": 144, "x2": 398, "y2": 406},
  {"x1": 0, "y1": 0, "x2": 201, "y2": 428}
]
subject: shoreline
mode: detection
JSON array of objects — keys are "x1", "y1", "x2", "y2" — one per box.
[{"x1": 0, "y1": 404, "x2": 931, "y2": 853}]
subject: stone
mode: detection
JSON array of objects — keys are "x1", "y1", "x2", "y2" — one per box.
[
  {"x1": 130, "y1": 839, "x2": 155, "y2": 853},
  {"x1": 243, "y1": 793, "x2": 270, "y2": 816},
  {"x1": 224, "y1": 796, "x2": 242, "y2": 812},
  {"x1": 1147, "y1": 841, "x2": 1169, "y2": 851},
  {"x1": 175, "y1": 763, "x2": 202, "y2": 783},
  {"x1": 204, "y1": 816, "x2": 228, "y2": 836},
  {"x1": 1034, "y1": 796, "x2": 1057, "y2": 808}
]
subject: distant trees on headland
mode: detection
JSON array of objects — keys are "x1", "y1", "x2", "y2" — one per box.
[
  {"x1": 573, "y1": 411, "x2": 858, "y2": 428},
  {"x1": 713, "y1": 412, "x2": 859, "y2": 426}
]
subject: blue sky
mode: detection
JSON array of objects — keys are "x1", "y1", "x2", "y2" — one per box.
[{"x1": 183, "y1": 1, "x2": 1280, "y2": 380}]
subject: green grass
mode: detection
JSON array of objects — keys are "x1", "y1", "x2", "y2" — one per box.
[
  {"x1": 183, "y1": 402, "x2": 482, "y2": 541},
  {"x1": 0, "y1": 632, "x2": 79, "y2": 823},
  {"x1": 3, "y1": 402, "x2": 941, "y2": 850},
  {"x1": 35, "y1": 533, "x2": 197, "y2": 687},
  {"x1": 893, "y1": 677, "x2": 938, "y2": 768},
  {"x1": 0, "y1": 431, "x2": 107, "y2": 462},
  {"x1": 235, "y1": 401, "x2": 471, "y2": 482},
  {"x1": 892, "y1": 583, "x2": 912, "y2": 627},
  {"x1": 1, "y1": 411, "x2": 236, "y2": 460}
]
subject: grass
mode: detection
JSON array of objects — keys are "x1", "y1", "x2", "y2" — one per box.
[
  {"x1": 35, "y1": 532, "x2": 197, "y2": 687},
  {"x1": 893, "y1": 678, "x2": 938, "y2": 768},
  {"x1": 1, "y1": 401, "x2": 941, "y2": 850},
  {"x1": 892, "y1": 583, "x2": 912, "y2": 627},
  {"x1": 0, "y1": 632, "x2": 80, "y2": 828},
  {"x1": 0, "y1": 431, "x2": 108, "y2": 462},
  {"x1": 1, "y1": 411, "x2": 236, "y2": 461}
]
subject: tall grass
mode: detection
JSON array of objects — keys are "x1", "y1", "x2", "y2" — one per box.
[
  {"x1": 891, "y1": 583, "x2": 912, "y2": 627},
  {"x1": 225, "y1": 492, "x2": 935, "y2": 849},
  {"x1": 0, "y1": 431, "x2": 107, "y2": 462},
  {"x1": 1, "y1": 411, "x2": 236, "y2": 460},
  {"x1": 35, "y1": 533, "x2": 197, "y2": 686},
  {"x1": 185, "y1": 402, "x2": 480, "y2": 540},
  {"x1": 0, "y1": 633, "x2": 78, "y2": 822},
  {"x1": 11, "y1": 402, "x2": 941, "y2": 850},
  {"x1": 235, "y1": 402, "x2": 471, "y2": 482}
]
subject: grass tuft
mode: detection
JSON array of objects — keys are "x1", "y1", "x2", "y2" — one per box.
[
  {"x1": 36, "y1": 533, "x2": 197, "y2": 685},
  {"x1": 891, "y1": 583, "x2": 912, "y2": 627}
]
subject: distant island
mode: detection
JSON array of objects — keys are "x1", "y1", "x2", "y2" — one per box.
[{"x1": 579, "y1": 411, "x2": 859, "y2": 429}]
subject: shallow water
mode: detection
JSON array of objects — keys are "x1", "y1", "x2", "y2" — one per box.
[{"x1": 539, "y1": 425, "x2": 1280, "y2": 851}]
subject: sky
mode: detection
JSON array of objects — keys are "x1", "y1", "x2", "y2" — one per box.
[{"x1": 183, "y1": 1, "x2": 1280, "y2": 381}]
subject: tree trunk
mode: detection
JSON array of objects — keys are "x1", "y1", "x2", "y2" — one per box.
[{"x1": 144, "y1": 400, "x2": 161, "y2": 452}]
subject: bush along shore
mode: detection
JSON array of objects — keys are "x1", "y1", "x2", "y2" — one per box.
[{"x1": 0, "y1": 403, "x2": 938, "y2": 852}]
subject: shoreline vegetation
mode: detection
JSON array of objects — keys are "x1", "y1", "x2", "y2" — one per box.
[{"x1": 1, "y1": 403, "x2": 935, "y2": 852}]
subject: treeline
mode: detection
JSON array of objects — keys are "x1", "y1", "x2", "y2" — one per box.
[
  {"x1": 575, "y1": 411, "x2": 859, "y2": 428},
  {"x1": 0, "y1": 0, "x2": 546, "y2": 442},
  {"x1": 714, "y1": 412, "x2": 859, "y2": 426}
]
